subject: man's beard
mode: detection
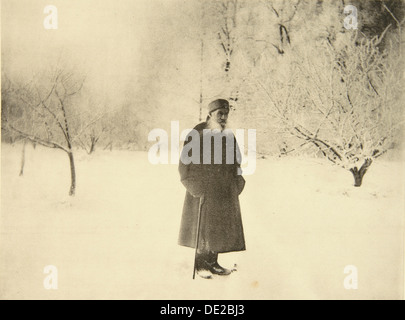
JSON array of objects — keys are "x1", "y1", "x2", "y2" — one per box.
[{"x1": 207, "y1": 118, "x2": 228, "y2": 131}]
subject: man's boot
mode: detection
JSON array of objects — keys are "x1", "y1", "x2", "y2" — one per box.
[
  {"x1": 195, "y1": 251, "x2": 213, "y2": 279},
  {"x1": 204, "y1": 252, "x2": 231, "y2": 276}
]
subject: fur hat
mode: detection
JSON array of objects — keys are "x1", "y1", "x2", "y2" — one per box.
[{"x1": 208, "y1": 99, "x2": 230, "y2": 115}]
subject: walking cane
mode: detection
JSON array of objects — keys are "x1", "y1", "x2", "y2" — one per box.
[{"x1": 193, "y1": 195, "x2": 205, "y2": 280}]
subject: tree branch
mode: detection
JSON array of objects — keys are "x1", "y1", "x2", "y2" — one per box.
[
  {"x1": 4, "y1": 120, "x2": 69, "y2": 153},
  {"x1": 383, "y1": 3, "x2": 400, "y2": 26}
]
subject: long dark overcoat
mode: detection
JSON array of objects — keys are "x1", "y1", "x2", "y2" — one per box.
[{"x1": 178, "y1": 122, "x2": 246, "y2": 253}]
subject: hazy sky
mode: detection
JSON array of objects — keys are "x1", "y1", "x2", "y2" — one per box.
[
  {"x1": 2, "y1": 0, "x2": 162, "y2": 103},
  {"x1": 2, "y1": 0, "x2": 149, "y2": 67},
  {"x1": 2, "y1": 0, "x2": 204, "y2": 124}
]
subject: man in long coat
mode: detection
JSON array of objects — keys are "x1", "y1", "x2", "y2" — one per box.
[{"x1": 178, "y1": 99, "x2": 246, "y2": 278}]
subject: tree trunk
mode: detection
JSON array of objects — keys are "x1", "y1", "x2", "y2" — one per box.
[
  {"x1": 350, "y1": 159, "x2": 373, "y2": 187},
  {"x1": 89, "y1": 142, "x2": 95, "y2": 154},
  {"x1": 103, "y1": 141, "x2": 113, "y2": 151},
  {"x1": 89, "y1": 136, "x2": 98, "y2": 154},
  {"x1": 19, "y1": 139, "x2": 27, "y2": 176},
  {"x1": 68, "y1": 151, "x2": 76, "y2": 196}
]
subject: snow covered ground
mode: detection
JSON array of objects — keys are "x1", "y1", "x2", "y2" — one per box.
[{"x1": 1, "y1": 143, "x2": 404, "y2": 300}]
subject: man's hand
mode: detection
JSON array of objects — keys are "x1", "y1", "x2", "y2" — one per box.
[
  {"x1": 235, "y1": 175, "x2": 246, "y2": 195},
  {"x1": 181, "y1": 178, "x2": 205, "y2": 198}
]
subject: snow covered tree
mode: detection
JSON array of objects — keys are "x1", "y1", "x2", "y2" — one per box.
[{"x1": 256, "y1": 29, "x2": 404, "y2": 186}]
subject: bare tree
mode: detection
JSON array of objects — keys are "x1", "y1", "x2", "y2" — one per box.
[
  {"x1": 2, "y1": 68, "x2": 85, "y2": 196},
  {"x1": 201, "y1": 0, "x2": 250, "y2": 103},
  {"x1": 260, "y1": 0, "x2": 301, "y2": 55},
  {"x1": 72, "y1": 101, "x2": 114, "y2": 155},
  {"x1": 382, "y1": 1, "x2": 405, "y2": 56}
]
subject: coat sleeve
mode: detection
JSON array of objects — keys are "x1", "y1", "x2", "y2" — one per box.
[
  {"x1": 234, "y1": 137, "x2": 246, "y2": 195},
  {"x1": 179, "y1": 130, "x2": 205, "y2": 198}
]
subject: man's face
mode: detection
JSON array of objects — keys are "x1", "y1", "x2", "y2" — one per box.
[{"x1": 211, "y1": 108, "x2": 229, "y2": 128}]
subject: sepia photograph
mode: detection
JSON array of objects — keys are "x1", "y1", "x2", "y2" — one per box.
[{"x1": 1, "y1": 0, "x2": 404, "y2": 301}]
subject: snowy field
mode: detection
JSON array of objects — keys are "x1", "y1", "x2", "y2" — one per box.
[{"x1": 1, "y1": 143, "x2": 404, "y2": 300}]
